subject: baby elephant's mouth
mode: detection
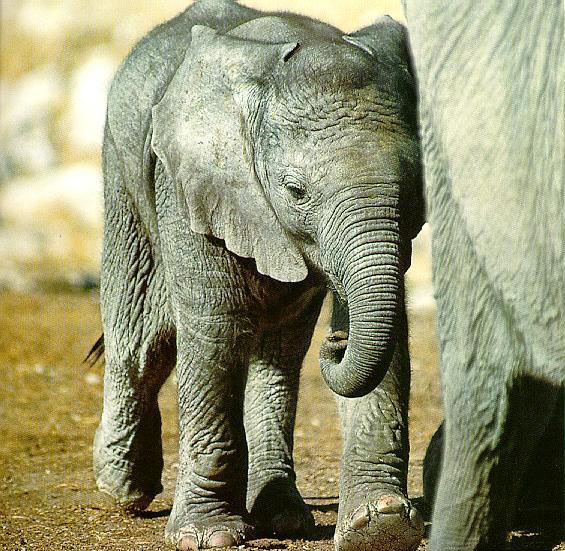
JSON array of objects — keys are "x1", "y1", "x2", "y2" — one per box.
[{"x1": 320, "y1": 330, "x2": 349, "y2": 365}]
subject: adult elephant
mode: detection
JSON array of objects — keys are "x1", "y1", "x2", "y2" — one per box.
[
  {"x1": 404, "y1": 1, "x2": 564, "y2": 549},
  {"x1": 92, "y1": 1, "x2": 425, "y2": 550}
]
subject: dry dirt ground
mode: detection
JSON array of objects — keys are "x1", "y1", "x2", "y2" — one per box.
[{"x1": 0, "y1": 290, "x2": 563, "y2": 550}]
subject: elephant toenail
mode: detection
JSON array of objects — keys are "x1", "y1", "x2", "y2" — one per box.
[
  {"x1": 409, "y1": 507, "x2": 424, "y2": 530},
  {"x1": 350, "y1": 506, "x2": 370, "y2": 529},
  {"x1": 177, "y1": 535, "x2": 198, "y2": 551},
  {"x1": 208, "y1": 531, "x2": 238, "y2": 548},
  {"x1": 376, "y1": 495, "x2": 405, "y2": 514}
]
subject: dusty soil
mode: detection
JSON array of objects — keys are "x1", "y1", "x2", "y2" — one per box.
[{"x1": 0, "y1": 290, "x2": 562, "y2": 550}]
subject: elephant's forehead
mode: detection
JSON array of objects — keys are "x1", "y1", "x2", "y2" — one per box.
[
  {"x1": 267, "y1": 85, "x2": 398, "y2": 127},
  {"x1": 261, "y1": 91, "x2": 404, "y2": 154},
  {"x1": 262, "y1": 91, "x2": 412, "y2": 161},
  {"x1": 262, "y1": 127, "x2": 405, "y2": 186},
  {"x1": 258, "y1": 86, "x2": 417, "y2": 183}
]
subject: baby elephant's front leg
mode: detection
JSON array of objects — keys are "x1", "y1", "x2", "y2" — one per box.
[
  {"x1": 166, "y1": 327, "x2": 251, "y2": 551},
  {"x1": 332, "y1": 300, "x2": 423, "y2": 551},
  {"x1": 245, "y1": 326, "x2": 320, "y2": 538}
]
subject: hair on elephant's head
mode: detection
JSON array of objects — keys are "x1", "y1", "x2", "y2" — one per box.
[{"x1": 151, "y1": 16, "x2": 423, "y2": 398}]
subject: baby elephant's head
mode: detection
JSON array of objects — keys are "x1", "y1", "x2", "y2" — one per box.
[{"x1": 152, "y1": 18, "x2": 424, "y2": 398}]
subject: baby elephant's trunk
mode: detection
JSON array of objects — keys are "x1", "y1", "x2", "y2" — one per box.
[{"x1": 319, "y1": 184, "x2": 401, "y2": 398}]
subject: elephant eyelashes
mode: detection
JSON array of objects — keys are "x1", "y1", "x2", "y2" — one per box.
[
  {"x1": 283, "y1": 42, "x2": 301, "y2": 62},
  {"x1": 284, "y1": 182, "x2": 307, "y2": 201}
]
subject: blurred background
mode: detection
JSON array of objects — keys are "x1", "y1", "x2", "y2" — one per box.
[{"x1": 0, "y1": 0, "x2": 433, "y2": 304}]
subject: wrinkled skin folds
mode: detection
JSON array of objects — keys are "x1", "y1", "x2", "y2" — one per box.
[
  {"x1": 404, "y1": 1, "x2": 565, "y2": 549},
  {"x1": 94, "y1": 1, "x2": 424, "y2": 550}
]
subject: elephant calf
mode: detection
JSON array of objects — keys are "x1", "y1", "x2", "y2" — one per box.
[{"x1": 93, "y1": 1, "x2": 424, "y2": 549}]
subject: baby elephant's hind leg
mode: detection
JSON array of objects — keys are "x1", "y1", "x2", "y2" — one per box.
[{"x1": 94, "y1": 191, "x2": 175, "y2": 512}]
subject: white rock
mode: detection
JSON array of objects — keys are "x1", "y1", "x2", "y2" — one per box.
[
  {"x1": 84, "y1": 372, "x2": 101, "y2": 386},
  {"x1": 60, "y1": 48, "x2": 118, "y2": 155},
  {"x1": 0, "y1": 229, "x2": 42, "y2": 264},
  {"x1": 0, "y1": 125, "x2": 56, "y2": 181},
  {"x1": 0, "y1": 163, "x2": 103, "y2": 274},
  {"x1": 16, "y1": 1, "x2": 77, "y2": 38},
  {"x1": 0, "y1": 67, "x2": 62, "y2": 179},
  {"x1": 0, "y1": 162, "x2": 102, "y2": 230},
  {"x1": 0, "y1": 66, "x2": 62, "y2": 129},
  {"x1": 34, "y1": 363, "x2": 46, "y2": 374},
  {"x1": 14, "y1": 0, "x2": 108, "y2": 40}
]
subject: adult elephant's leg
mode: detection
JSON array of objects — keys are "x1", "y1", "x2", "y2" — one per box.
[
  {"x1": 245, "y1": 293, "x2": 324, "y2": 537},
  {"x1": 94, "y1": 142, "x2": 176, "y2": 512},
  {"x1": 428, "y1": 181, "x2": 561, "y2": 550},
  {"x1": 433, "y1": 378, "x2": 560, "y2": 550},
  {"x1": 424, "y1": 392, "x2": 564, "y2": 527},
  {"x1": 333, "y1": 297, "x2": 423, "y2": 551},
  {"x1": 166, "y1": 321, "x2": 251, "y2": 550}
]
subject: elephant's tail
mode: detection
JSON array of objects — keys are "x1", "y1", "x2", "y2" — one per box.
[{"x1": 84, "y1": 334, "x2": 105, "y2": 367}]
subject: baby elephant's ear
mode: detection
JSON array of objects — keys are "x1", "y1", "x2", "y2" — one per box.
[
  {"x1": 343, "y1": 16, "x2": 414, "y2": 81},
  {"x1": 151, "y1": 25, "x2": 307, "y2": 283}
]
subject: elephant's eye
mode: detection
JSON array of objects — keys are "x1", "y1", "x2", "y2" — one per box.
[{"x1": 284, "y1": 182, "x2": 307, "y2": 201}]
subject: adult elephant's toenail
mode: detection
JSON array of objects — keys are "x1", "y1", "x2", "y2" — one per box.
[{"x1": 376, "y1": 495, "x2": 405, "y2": 514}]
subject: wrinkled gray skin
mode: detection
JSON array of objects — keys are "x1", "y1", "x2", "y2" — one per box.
[
  {"x1": 94, "y1": 1, "x2": 425, "y2": 550},
  {"x1": 423, "y1": 398, "x2": 564, "y2": 527},
  {"x1": 404, "y1": 1, "x2": 565, "y2": 549}
]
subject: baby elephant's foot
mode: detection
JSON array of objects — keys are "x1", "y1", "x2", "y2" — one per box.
[
  {"x1": 93, "y1": 424, "x2": 163, "y2": 513},
  {"x1": 249, "y1": 477, "x2": 315, "y2": 537},
  {"x1": 335, "y1": 493, "x2": 423, "y2": 551},
  {"x1": 166, "y1": 515, "x2": 252, "y2": 550}
]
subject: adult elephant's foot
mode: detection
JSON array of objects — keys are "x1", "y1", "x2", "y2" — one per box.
[
  {"x1": 166, "y1": 514, "x2": 252, "y2": 550},
  {"x1": 93, "y1": 418, "x2": 163, "y2": 513},
  {"x1": 248, "y1": 476, "x2": 314, "y2": 537},
  {"x1": 335, "y1": 492, "x2": 423, "y2": 551}
]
